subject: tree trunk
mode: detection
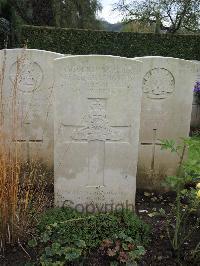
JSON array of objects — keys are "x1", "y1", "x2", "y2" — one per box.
[
  {"x1": 51, "y1": 0, "x2": 61, "y2": 27},
  {"x1": 155, "y1": 14, "x2": 161, "y2": 34}
]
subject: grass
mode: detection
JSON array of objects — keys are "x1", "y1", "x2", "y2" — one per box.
[{"x1": 0, "y1": 48, "x2": 52, "y2": 253}]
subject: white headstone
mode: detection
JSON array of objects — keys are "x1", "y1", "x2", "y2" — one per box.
[
  {"x1": 134, "y1": 56, "x2": 197, "y2": 190},
  {"x1": 54, "y1": 55, "x2": 142, "y2": 211},
  {"x1": 0, "y1": 49, "x2": 64, "y2": 167}
]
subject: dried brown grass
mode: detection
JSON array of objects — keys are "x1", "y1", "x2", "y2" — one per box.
[{"x1": 0, "y1": 49, "x2": 53, "y2": 252}]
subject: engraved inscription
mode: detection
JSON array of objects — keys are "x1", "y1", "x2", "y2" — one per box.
[
  {"x1": 143, "y1": 68, "x2": 175, "y2": 99},
  {"x1": 10, "y1": 57, "x2": 43, "y2": 92},
  {"x1": 87, "y1": 87, "x2": 109, "y2": 98},
  {"x1": 72, "y1": 99, "x2": 122, "y2": 141}
]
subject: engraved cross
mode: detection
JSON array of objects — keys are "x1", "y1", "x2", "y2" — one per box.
[
  {"x1": 141, "y1": 129, "x2": 162, "y2": 174},
  {"x1": 63, "y1": 99, "x2": 130, "y2": 187},
  {"x1": 12, "y1": 122, "x2": 43, "y2": 162}
]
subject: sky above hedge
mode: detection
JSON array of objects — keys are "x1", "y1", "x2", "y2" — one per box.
[{"x1": 100, "y1": 0, "x2": 123, "y2": 23}]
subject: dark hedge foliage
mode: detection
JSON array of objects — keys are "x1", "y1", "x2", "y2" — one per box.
[
  {"x1": 0, "y1": 33, "x2": 7, "y2": 48},
  {"x1": 1, "y1": 25, "x2": 200, "y2": 60},
  {"x1": 17, "y1": 25, "x2": 200, "y2": 60}
]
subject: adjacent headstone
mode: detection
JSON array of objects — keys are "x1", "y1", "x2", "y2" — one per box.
[
  {"x1": 134, "y1": 56, "x2": 197, "y2": 190},
  {"x1": 0, "y1": 49, "x2": 64, "y2": 167},
  {"x1": 54, "y1": 55, "x2": 142, "y2": 210}
]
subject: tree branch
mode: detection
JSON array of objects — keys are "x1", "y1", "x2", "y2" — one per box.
[{"x1": 8, "y1": 0, "x2": 33, "y2": 24}]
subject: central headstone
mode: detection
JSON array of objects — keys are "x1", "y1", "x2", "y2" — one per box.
[{"x1": 54, "y1": 56, "x2": 142, "y2": 211}]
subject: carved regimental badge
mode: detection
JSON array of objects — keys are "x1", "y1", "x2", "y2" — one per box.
[
  {"x1": 72, "y1": 99, "x2": 122, "y2": 141},
  {"x1": 10, "y1": 57, "x2": 43, "y2": 93},
  {"x1": 143, "y1": 68, "x2": 175, "y2": 99}
]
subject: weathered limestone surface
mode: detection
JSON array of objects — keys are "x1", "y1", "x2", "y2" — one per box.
[
  {"x1": 0, "y1": 49, "x2": 64, "y2": 167},
  {"x1": 134, "y1": 56, "x2": 197, "y2": 190},
  {"x1": 54, "y1": 55, "x2": 142, "y2": 210}
]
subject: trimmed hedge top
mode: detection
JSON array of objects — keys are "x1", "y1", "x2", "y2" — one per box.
[{"x1": 1, "y1": 25, "x2": 200, "y2": 60}]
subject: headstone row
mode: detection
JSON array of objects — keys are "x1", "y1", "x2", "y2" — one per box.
[{"x1": 0, "y1": 49, "x2": 197, "y2": 209}]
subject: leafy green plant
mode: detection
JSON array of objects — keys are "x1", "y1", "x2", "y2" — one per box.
[
  {"x1": 39, "y1": 240, "x2": 86, "y2": 265},
  {"x1": 28, "y1": 208, "x2": 150, "y2": 265},
  {"x1": 99, "y1": 232, "x2": 145, "y2": 265},
  {"x1": 191, "y1": 241, "x2": 200, "y2": 264},
  {"x1": 161, "y1": 137, "x2": 200, "y2": 262}
]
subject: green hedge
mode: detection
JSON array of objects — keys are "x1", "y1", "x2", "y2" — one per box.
[
  {"x1": 9, "y1": 25, "x2": 200, "y2": 60},
  {"x1": 0, "y1": 33, "x2": 7, "y2": 49}
]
